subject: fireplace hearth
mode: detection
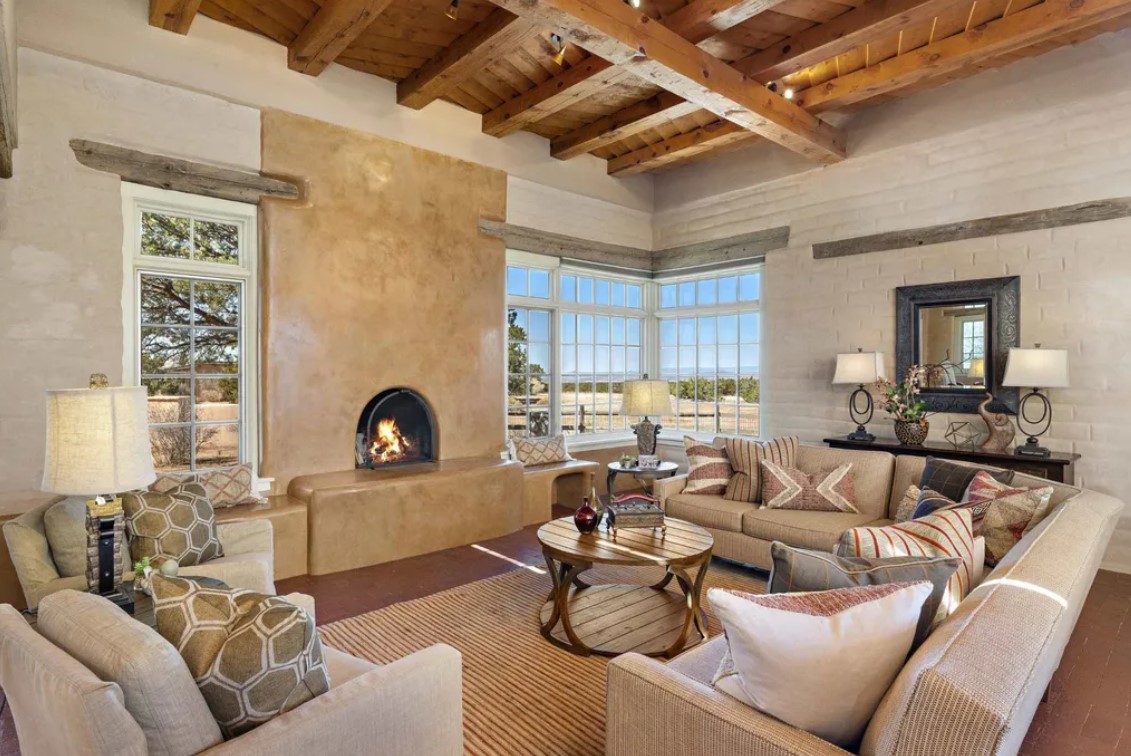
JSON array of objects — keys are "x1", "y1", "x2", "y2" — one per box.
[{"x1": 355, "y1": 388, "x2": 436, "y2": 468}]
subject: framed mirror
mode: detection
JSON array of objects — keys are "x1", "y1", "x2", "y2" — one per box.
[{"x1": 895, "y1": 276, "x2": 1020, "y2": 414}]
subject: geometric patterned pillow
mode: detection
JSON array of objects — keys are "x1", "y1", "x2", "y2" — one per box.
[
  {"x1": 962, "y1": 471, "x2": 1055, "y2": 566},
  {"x1": 760, "y1": 462, "x2": 858, "y2": 512},
  {"x1": 721, "y1": 435, "x2": 798, "y2": 504},
  {"x1": 151, "y1": 575, "x2": 329, "y2": 739},
  {"x1": 151, "y1": 464, "x2": 257, "y2": 508},
  {"x1": 513, "y1": 434, "x2": 571, "y2": 466},
  {"x1": 683, "y1": 436, "x2": 732, "y2": 495},
  {"x1": 122, "y1": 483, "x2": 224, "y2": 568},
  {"x1": 911, "y1": 488, "x2": 994, "y2": 535},
  {"x1": 894, "y1": 485, "x2": 922, "y2": 523},
  {"x1": 838, "y1": 509, "x2": 976, "y2": 616}
]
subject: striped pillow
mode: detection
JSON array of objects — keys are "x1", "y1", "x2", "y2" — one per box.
[
  {"x1": 683, "y1": 436, "x2": 732, "y2": 495},
  {"x1": 721, "y1": 435, "x2": 798, "y2": 503},
  {"x1": 838, "y1": 508, "x2": 976, "y2": 616}
]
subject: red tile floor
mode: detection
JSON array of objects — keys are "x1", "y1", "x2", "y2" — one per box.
[{"x1": 3, "y1": 510, "x2": 1129, "y2": 754}]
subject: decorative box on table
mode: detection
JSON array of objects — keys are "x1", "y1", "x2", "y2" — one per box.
[{"x1": 606, "y1": 493, "x2": 665, "y2": 540}]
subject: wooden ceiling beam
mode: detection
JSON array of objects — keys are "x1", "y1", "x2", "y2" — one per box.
[
  {"x1": 483, "y1": 0, "x2": 788, "y2": 138},
  {"x1": 288, "y1": 0, "x2": 395, "y2": 76},
  {"x1": 148, "y1": 0, "x2": 205, "y2": 34},
  {"x1": 486, "y1": 0, "x2": 845, "y2": 163},
  {"x1": 606, "y1": 120, "x2": 754, "y2": 175},
  {"x1": 552, "y1": 0, "x2": 953, "y2": 159},
  {"x1": 398, "y1": 9, "x2": 540, "y2": 109}
]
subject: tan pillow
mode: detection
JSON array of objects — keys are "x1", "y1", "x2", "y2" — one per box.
[
  {"x1": 720, "y1": 435, "x2": 798, "y2": 504},
  {"x1": 151, "y1": 464, "x2": 257, "y2": 508},
  {"x1": 123, "y1": 483, "x2": 223, "y2": 568},
  {"x1": 683, "y1": 436, "x2": 732, "y2": 495},
  {"x1": 42, "y1": 498, "x2": 131, "y2": 579},
  {"x1": 152, "y1": 576, "x2": 329, "y2": 739},
  {"x1": 893, "y1": 485, "x2": 921, "y2": 523},
  {"x1": 37, "y1": 590, "x2": 223, "y2": 755},
  {"x1": 513, "y1": 434, "x2": 570, "y2": 466}
]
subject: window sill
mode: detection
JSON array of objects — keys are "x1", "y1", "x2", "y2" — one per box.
[{"x1": 564, "y1": 433, "x2": 637, "y2": 452}]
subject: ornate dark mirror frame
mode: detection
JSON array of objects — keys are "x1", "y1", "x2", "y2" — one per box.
[{"x1": 895, "y1": 276, "x2": 1020, "y2": 415}]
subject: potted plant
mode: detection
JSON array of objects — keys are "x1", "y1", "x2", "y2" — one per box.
[{"x1": 876, "y1": 366, "x2": 931, "y2": 445}]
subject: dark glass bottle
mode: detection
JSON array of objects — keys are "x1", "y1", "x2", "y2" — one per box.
[{"x1": 574, "y1": 497, "x2": 599, "y2": 534}]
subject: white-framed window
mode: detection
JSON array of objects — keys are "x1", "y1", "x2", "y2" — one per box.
[
  {"x1": 505, "y1": 251, "x2": 762, "y2": 445},
  {"x1": 121, "y1": 184, "x2": 259, "y2": 475}
]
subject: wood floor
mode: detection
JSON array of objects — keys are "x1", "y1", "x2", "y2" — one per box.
[{"x1": 3, "y1": 508, "x2": 1129, "y2": 754}]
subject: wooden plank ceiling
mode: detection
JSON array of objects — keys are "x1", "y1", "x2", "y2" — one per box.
[{"x1": 155, "y1": 0, "x2": 1131, "y2": 175}]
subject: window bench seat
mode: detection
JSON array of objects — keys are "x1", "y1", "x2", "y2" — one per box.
[
  {"x1": 214, "y1": 495, "x2": 309, "y2": 580},
  {"x1": 520, "y1": 459, "x2": 599, "y2": 526}
]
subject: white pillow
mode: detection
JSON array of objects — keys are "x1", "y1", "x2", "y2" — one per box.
[{"x1": 710, "y1": 581, "x2": 933, "y2": 748}]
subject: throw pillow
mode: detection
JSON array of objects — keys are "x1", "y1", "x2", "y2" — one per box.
[
  {"x1": 768, "y1": 541, "x2": 959, "y2": 649},
  {"x1": 760, "y1": 462, "x2": 858, "y2": 513},
  {"x1": 911, "y1": 488, "x2": 996, "y2": 536},
  {"x1": 962, "y1": 471, "x2": 1055, "y2": 566},
  {"x1": 893, "y1": 485, "x2": 921, "y2": 523},
  {"x1": 123, "y1": 483, "x2": 224, "y2": 568},
  {"x1": 721, "y1": 435, "x2": 799, "y2": 504},
  {"x1": 151, "y1": 464, "x2": 258, "y2": 508},
  {"x1": 838, "y1": 509, "x2": 976, "y2": 616},
  {"x1": 918, "y1": 457, "x2": 1015, "y2": 503},
  {"x1": 42, "y1": 498, "x2": 130, "y2": 579},
  {"x1": 512, "y1": 434, "x2": 571, "y2": 466},
  {"x1": 710, "y1": 581, "x2": 934, "y2": 748},
  {"x1": 683, "y1": 437, "x2": 732, "y2": 495},
  {"x1": 151, "y1": 575, "x2": 329, "y2": 739}
]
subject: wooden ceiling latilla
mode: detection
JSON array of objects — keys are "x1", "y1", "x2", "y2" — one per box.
[
  {"x1": 288, "y1": 0, "x2": 396, "y2": 76},
  {"x1": 486, "y1": 0, "x2": 846, "y2": 163},
  {"x1": 608, "y1": 121, "x2": 753, "y2": 175},
  {"x1": 482, "y1": 0, "x2": 790, "y2": 138},
  {"x1": 148, "y1": 0, "x2": 205, "y2": 34}
]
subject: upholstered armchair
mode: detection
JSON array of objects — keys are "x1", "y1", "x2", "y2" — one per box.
[{"x1": 2, "y1": 498, "x2": 275, "y2": 609}]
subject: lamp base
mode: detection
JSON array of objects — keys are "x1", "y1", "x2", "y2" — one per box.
[
  {"x1": 97, "y1": 588, "x2": 135, "y2": 615},
  {"x1": 1015, "y1": 437, "x2": 1052, "y2": 457},
  {"x1": 846, "y1": 426, "x2": 876, "y2": 442},
  {"x1": 632, "y1": 417, "x2": 661, "y2": 456}
]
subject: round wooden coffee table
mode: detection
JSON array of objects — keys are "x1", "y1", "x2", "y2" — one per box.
[{"x1": 536, "y1": 516, "x2": 713, "y2": 659}]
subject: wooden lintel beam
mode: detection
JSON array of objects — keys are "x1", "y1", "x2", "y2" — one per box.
[
  {"x1": 483, "y1": 0, "x2": 787, "y2": 139},
  {"x1": 70, "y1": 140, "x2": 301, "y2": 204},
  {"x1": 555, "y1": 0, "x2": 952, "y2": 160},
  {"x1": 654, "y1": 226, "x2": 790, "y2": 271},
  {"x1": 487, "y1": 0, "x2": 845, "y2": 163},
  {"x1": 148, "y1": 0, "x2": 205, "y2": 34},
  {"x1": 607, "y1": 120, "x2": 751, "y2": 176},
  {"x1": 288, "y1": 0, "x2": 394, "y2": 77},
  {"x1": 813, "y1": 198, "x2": 1131, "y2": 259},
  {"x1": 399, "y1": 9, "x2": 539, "y2": 109}
]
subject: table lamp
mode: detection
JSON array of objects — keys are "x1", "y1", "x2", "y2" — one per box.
[
  {"x1": 967, "y1": 358, "x2": 985, "y2": 384},
  {"x1": 622, "y1": 375, "x2": 674, "y2": 455},
  {"x1": 832, "y1": 349, "x2": 885, "y2": 442},
  {"x1": 41, "y1": 376, "x2": 155, "y2": 611},
  {"x1": 1002, "y1": 345, "x2": 1069, "y2": 458}
]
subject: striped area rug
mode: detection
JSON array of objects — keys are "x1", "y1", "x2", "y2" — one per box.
[{"x1": 319, "y1": 559, "x2": 766, "y2": 755}]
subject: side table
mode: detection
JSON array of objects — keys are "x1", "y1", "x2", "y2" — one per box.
[{"x1": 607, "y1": 461, "x2": 680, "y2": 496}]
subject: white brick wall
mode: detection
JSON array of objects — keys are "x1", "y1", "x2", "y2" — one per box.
[
  {"x1": 653, "y1": 36, "x2": 1131, "y2": 572},
  {"x1": 506, "y1": 176, "x2": 653, "y2": 249}
]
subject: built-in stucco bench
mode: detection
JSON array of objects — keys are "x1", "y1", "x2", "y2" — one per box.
[
  {"x1": 213, "y1": 495, "x2": 309, "y2": 580},
  {"x1": 520, "y1": 459, "x2": 600, "y2": 526}
]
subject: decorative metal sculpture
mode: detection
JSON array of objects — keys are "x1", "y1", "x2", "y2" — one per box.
[
  {"x1": 977, "y1": 393, "x2": 1016, "y2": 452},
  {"x1": 944, "y1": 420, "x2": 982, "y2": 450}
]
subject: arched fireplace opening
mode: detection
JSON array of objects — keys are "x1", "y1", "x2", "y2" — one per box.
[{"x1": 355, "y1": 388, "x2": 437, "y2": 468}]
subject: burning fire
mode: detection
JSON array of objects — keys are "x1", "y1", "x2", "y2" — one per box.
[{"x1": 369, "y1": 418, "x2": 413, "y2": 464}]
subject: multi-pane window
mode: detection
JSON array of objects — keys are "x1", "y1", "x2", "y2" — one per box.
[
  {"x1": 961, "y1": 318, "x2": 985, "y2": 365},
  {"x1": 561, "y1": 273, "x2": 643, "y2": 309},
  {"x1": 507, "y1": 306, "x2": 553, "y2": 439},
  {"x1": 561, "y1": 313, "x2": 643, "y2": 435},
  {"x1": 123, "y1": 184, "x2": 258, "y2": 474}
]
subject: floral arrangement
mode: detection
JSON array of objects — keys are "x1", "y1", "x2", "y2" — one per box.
[{"x1": 876, "y1": 366, "x2": 930, "y2": 423}]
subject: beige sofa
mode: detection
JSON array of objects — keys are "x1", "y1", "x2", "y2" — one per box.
[{"x1": 610, "y1": 447, "x2": 1124, "y2": 755}]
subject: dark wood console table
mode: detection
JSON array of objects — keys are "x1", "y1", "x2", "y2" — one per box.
[{"x1": 822, "y1": 437, "x2": 1080, "y2": 485}]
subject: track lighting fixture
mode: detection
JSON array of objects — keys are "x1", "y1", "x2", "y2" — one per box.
[
  {"x1": 446, "y1": 0, "x2": 458, "y2": 21},
  {"x1": 551, "y1": 33, "x2": 567, "y2": 66}
]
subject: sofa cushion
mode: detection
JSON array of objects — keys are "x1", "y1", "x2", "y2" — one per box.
[
  {"x1": 796, "y1": 445, "x2": 894, "y2": 520},
  {"x1": 324, "y1": 647, "x2": 380, "y2": 687},
  {"x1": 666, "y1": 493, "x2": 754, "y2": 533},
  {"x1": 123, "y1": 483, "x2": 224, "y2": 568},
  {"x1": 919, "y1": 456, "x2": 1014, "y2": 502},
  {"x1": 963, "y1": 471, "x2": 1055, "y2": 566},
  {"x1": 888, "y1": 456, "x2": 927, "y2": 516},
  {"x1": 719, "y1": 435, "x2": 798, "y2": 503},
  {"x1": 37, "y1": 590, "x2": 223, "y2": 756},
  {"x1": 741, "y1": 508, "x2": 884, "y2": 551},
  {"x1": 151, "y1": 464, "x2": 258, "y2": 509},
  {"x1": 683, "y1": 437, "x2": 732, "y2": 495},
  {"x1": 43, "y1": 498, "x2": 89, "y2": 578},
  {"x1": 512, "y1": 435, "x2": 570, "y2": 466},
  {"x1": 761, "y1": 462, "x2": 858, "y2": 513}
]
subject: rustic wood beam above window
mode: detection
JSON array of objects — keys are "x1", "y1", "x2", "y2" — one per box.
[
  {"x1": 69, "y1": 140, "x2": 301, "y2": 204},
  {"x1": 288, "y1": 0, "x2": 395, "y2": 77}
]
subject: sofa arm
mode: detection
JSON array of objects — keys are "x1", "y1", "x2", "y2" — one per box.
[
  {"x1": 652, "y1": 474, "x2": 688, "y2": 511},
  {"x1": 216, "y1": 518, "x2": 274, "y2": 558},
  {"x1": 204, "y1": 644, "x2": 463, "y2": 756},
  {"x1": 606, "y1": 653, "x2": 847, "y2": 756}
]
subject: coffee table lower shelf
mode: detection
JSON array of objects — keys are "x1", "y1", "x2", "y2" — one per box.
[{"x1": 539, "y1": 582, "x2": 707, "y2": 658}]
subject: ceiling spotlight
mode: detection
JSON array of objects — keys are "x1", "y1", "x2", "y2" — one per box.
[
  {"x1": 767, "y1": 82, "x2": 778, "y2": 93},
  {"x1": 784, "y1": 87, "x2": 795, "y2": 100},
  {"x1": 550, "y1": 33, "x2": 567, "y2": 66},
  {"x1": 446, "y1": 0, "x2": 458, "y2": 20},
  {"x1": 624, "y1": 0, "x2": 641, "y2": 7}
]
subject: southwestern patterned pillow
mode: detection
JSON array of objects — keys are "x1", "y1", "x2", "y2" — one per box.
[
  {"x1": 123, "y1": 483, "x2": 224, "y2": 568},
  {"x1": 894, "y1": 485, "x2": 922, "y2": 523},
  {"x1": 151, "y1": 464, "x2": 257, "y2": 508},
  {"x1": 962, "y1": 471, "x2": 1055, "y2": 566},
  {"x1": 152, "y1": 576, "x2": 329, "y2": 739},
  {"x1": 760, "y1": 462, "x2": 858, "y2": 513},
  {"x1": 683, "y1": 436, "x2": 732, "y2": 495},
  {"x1": 838, "y1": 508, "x2": 976, "y2": 616},
  {"x1": 513, "y1": 434, "x2": 571, "y2": 466},
  {"x1": 721, "y1": 435, "x2": 798, "y2": 504}
]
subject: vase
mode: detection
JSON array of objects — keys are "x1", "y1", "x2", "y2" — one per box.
[
  {"x1": 894, "y1": 419, "x2": 929, "y2": 446},
  {"x1": 574, "y1": 498, "x2": 600, "y2": 534}
]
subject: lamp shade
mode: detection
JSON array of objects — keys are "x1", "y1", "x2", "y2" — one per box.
[
  {"x1": 42, "y1": 386, "x2": 156, "y2": 495},
  {"x1": 832, "y1": 352, "x2": 885, "y2": 385},
  {"x1": 967, "y1": 358, "x2": 985, "y2": 379},
  {"x1": 621, "y1": 378, "x2": 674, "y2": 417},
  {"x1": 1002, "y1": 348, "x2": 1069, "y2": 389}
]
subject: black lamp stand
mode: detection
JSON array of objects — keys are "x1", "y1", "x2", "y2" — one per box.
[
  {"x1": 86, "y1": 496, "x2": 135, "y2": 613},
  {"x1": 846, "y1": 384, "x2": 876, "y2": 442},
  {"x1": 1015, "y1": 388, "x2": 1053, "y2": 457}
]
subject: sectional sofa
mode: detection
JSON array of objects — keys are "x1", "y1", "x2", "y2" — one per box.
[{"x1": 611, "y1": 444, "x2": 1123, "y2": 755}]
